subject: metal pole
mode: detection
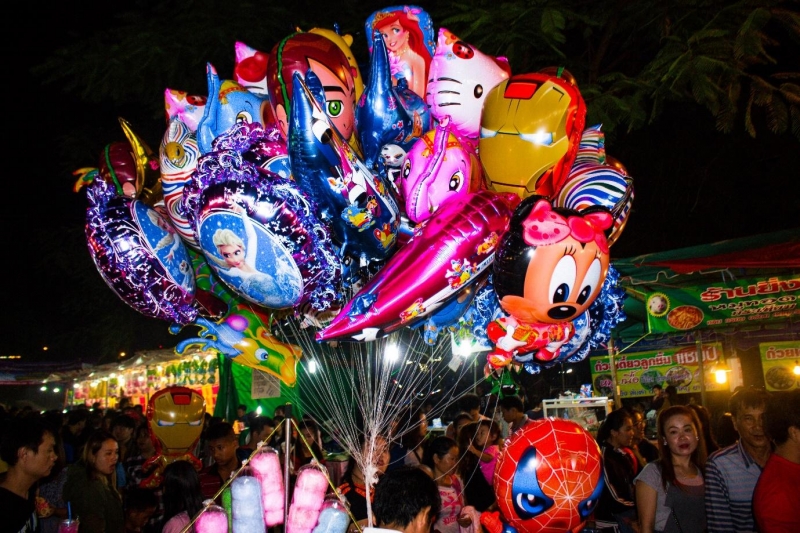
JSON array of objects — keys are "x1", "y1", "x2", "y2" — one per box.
[
  {"x1": 609, "y1": 338, "x2": 621, "y2": 409},
  {"x1": 696, "y1": 339, "x2": 706, "y2": 407},
  {"x1": 283, "y1": 403, "x2": 293, "y2": 526}
]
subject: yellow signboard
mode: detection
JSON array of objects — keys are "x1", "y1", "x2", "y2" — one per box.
[
  {"x1": 760, "y1": 340, "x2": 800, "y2": 391},
  {"x1": 590, "y1": 343, "x2": 728, "y2": 398}
]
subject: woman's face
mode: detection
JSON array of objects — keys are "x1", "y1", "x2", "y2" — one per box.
[
  {"x1": 418, "y1": 413, "x2": 428, "y2": 436},
  {"x1": 92, "y1": 438, "x2": 119, "y2": 476},
  {"x1": 610, "y1": 417, "x2": 635, "y2": 449},
  {"x1": 219, "y1": 243, "x2": 245, "y2": 268},
  {"x1": 380, "y1": 21, "x2": 409, "y2": 53},
  {"x1": 434, "y1": 446, "x2": 459, "y2": 476},
  {"x1": 662, "y1": 414, "x2": 699, "y2": 458},
  {"x1": 631, "y1": 411, "x2": 646, "y2": 441},
  {"x1": 475, "y1": 425, "x2": 490, "y2": 447}
]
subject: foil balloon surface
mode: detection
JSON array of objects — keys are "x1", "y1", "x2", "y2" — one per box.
[
  {"x1": 160, "y1": 117, "x2": 201, "y2": 249},
  {"x1": 85, "y1": 176, "x2": 198, "y2": 325},
  {"x1": 196, "y1": 63, "x2": 270, "y2": 154},
  {"x1": 483, "y1": 418, "x2": 604, "y2": 533},
  {"x1": 480, "y1": 70, "x2": 586, "y2": 199},
  {"x1": 401, "y1": 116, "x2": 482, "y2": 224},
  {"x1": 164, "y1": 88, "x2": 207, "y2": 132},
  {"x1": 288, "y1": 71, "x2": 400, "y2": 267},
  {"x1": 234, "y1": 41, "x2": 270, "y2": 95},
  {"x1": 182, "y1": 122, "x2": 341, "y2": 312},
  {"x1": 356, "y1": 32, "x2": 431, "y2": 173},
  {"x1": 426, "y1": 27, "x2": 511, "y2": 152},
  {"x1": 317, "y1": 190, "x2": 520, "y2": 342},
  {"x1": 308, "y1": 26, "x2": 365, "y2": 102}
]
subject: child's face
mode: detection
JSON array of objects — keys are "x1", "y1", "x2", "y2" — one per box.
[
  {"x1": 219, "y1": 244, "x2": 245, "y2": 268},
  {"x1": 476, "y1": 425, "x2": 490, "y2": 446},
  {"x1": 126, "y1": 506, "x2": 156, "y2": 531}
]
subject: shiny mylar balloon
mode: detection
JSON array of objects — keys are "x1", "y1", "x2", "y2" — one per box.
[
  {"x1": 288, "y1": 71, "x2": 400, "y2": 268},
  {"x1": 182, "y1": 122, "x2": 341, "y2": 312},
  {"x1": 356, "y1": 32, "x2": 431, "y2": 173},
  {"x1": 482, "y1": 419, "x2": 604, "y2": 533},
  {"x1": 171, "y1": 302, "x2": 302, "y2": 386},
  {"x1": 234, "y1": 41, "x2": 270, "y2": 95},
  {"x1": 480, "y1": 69, "x2": 586, "y2": 199},
  {"x1": 410, "y1": 273, "x2": 486, "y2": 345},
  {"x1": 160, "y1": 117, "x2": 201, "y2": 249},
  {"x1": 164, "y1": 88, "x2": 207, "y2": 132},
  {"x1": 401, "y1": 116, "x2": 482, "y2": 224},
  {"x1": 308, "y1": 26, "x2": 364, "y2": 102},
  {"x1": 487, "y1": 196, "x2": 612, "y2": 368},
  {"x1": 84, "y1": 175, "x2": 197, "y2": 325},
  {"x1": 196, "y1": 63, "x2": 270, "y2": 154},
  {"x1": 317, "y1": 190, "x2": 520, "y2": 342},
  {"x1": 426, "y1": 27, "x2": 511, "y2": 153}
]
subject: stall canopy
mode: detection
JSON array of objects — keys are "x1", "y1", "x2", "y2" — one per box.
[{"x1": 608, "y1": 228, "x2": 800, "y2": 351}]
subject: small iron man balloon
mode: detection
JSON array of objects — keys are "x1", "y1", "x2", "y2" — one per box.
[
  {"x1": 140, "y1": 386, "x2": 205, "y2": 488},
  {"x1": 482, "y1": 418, "x2": 604, "y2": 533},
  {"x1": 479, "y1": 69, "x2": 586, "y2": 199},
  {"x1": 487, "y1": 196, "x2": 612, "y2": 367}
]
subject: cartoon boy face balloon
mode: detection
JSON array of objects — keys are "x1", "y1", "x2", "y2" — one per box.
[
  {"x1": 493, "y1": 196, "x2": 612, "y2": 325},
  {"x1": 267, "y1": 32, "x2": 356, "y2": 143}
]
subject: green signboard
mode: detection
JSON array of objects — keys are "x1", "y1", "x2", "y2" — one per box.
[
  {"x1": 590, "y1": 343, "x2": 728, "y2": 398},
  {"x1": 760, "y1": 340, "x2": 800, "y2": 392},
  {"x1": 644, "y1": 275, "x2": 800, "y2": 334}
]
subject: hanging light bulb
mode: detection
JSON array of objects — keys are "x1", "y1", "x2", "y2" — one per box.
[
  {"x1": 793, "y1": 360, "x2": 800, "y2": 376},
  {"x1": 712, "y1": 360, "x2": 732, "y2": 384},
  {"x1": 385, "y1": 342, "x2": 400, "y2": 364}
]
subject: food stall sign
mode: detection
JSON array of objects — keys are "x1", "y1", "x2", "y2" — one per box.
[
  {"x1": 759, "y1": 340, "x2": 800, "y2": 391},
  {"x1": 644, "y1": 275, "x2": 800, "y2": 334},
  {"x1": 590, "y1": 343, "x2": 728, "y2": 398}
]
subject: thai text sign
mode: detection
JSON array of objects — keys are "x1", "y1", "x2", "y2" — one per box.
[
  {"x1": 590, "y1": 343, "x2": 728, "y2": 398},
  {"x1": 760, "y1": 340, "x2": 800, "y2": 392},
  {"x1": 645, "y1": 275, "x2": 800, "y2": 334}
]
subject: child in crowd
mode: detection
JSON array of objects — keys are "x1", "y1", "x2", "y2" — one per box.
[{"x1": 471, "y1": 419, "x2": 503, "y2": 485}]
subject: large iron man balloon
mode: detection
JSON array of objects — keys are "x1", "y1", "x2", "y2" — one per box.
[
  {"x1": 482, "y1": 418, "x2": 604, "y2": 533},
  {"x1": 140, "y1": 386, "x2": 205, "y2": 488},
  {"x1": 479, "y1": 69, "x2": 586, "y2": 199}
]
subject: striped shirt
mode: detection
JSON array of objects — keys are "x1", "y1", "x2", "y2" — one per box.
[{"x1": 704, "y1": 440, "x2": 762, "y2": 533}]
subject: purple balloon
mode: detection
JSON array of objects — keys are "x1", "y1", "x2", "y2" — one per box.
[
  {"x1": 317, "y1": 190, "x2": 520, "y2": 342},
  {"x1": 85, "y1": 176, "x2": 198, "y2": 325}
]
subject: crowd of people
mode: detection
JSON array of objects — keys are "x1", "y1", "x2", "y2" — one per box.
[{"x1": 1, "y1": 384, "x2": 798, "y2": 533}]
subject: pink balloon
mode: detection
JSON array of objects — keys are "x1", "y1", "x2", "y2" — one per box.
[
  {"x1": 401, "y1": 116, "x2": 483, "y2": 224},
  {"x1": 317, "y1": 190, "x2": 520, "y2": 342}
]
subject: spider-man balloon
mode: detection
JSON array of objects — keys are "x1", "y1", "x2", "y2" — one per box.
[{"x1": 482, "y1": 418, "x2": 604, "y2": 533}]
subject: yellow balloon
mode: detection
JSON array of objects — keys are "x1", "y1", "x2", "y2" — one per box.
[{"x1": 308, "y1": 27, "x2": 364, "y2": 102}]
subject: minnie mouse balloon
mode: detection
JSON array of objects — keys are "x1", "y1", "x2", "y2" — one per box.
[
  {"x1": 482, "y1": 419, "x2": 604, "y2": 533},
  {"x1": 487, "y1": 196, "x2": 612, "y2": 368},
  {"x1": 182, "y1": 122, "x2": 341, "y2": 312}
]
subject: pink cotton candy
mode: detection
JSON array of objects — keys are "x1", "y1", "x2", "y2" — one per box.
[
  {"x1": 287, "y1": 465, "x2": 330, "y2": 533},
  {"x1": 250, "y1": 448, "x2": 285, "y2": 526},
  {"x1": 196, "y1": 507, "x2": 229, "y2": 533}
]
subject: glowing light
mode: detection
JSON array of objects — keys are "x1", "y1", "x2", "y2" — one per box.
[
  {"x1": 53, "y1": 387, "x2": 61, "y2": 393},
  {"x1": 40, "y1": 386, "x2": 47, "y2": 391},
  {"x1": 385, "y1": 343, "x2": 400, "y2": 364},
  {"x1": 307, "y1": 360, "x2": 318, "y2": 374},
  {"x1": 793, "y1": 361, "x2": 800, "y2": 376},
  {"x1": 256, "y1": 405, "x2": 263, "y2": 415},
  {"x1": 73, "y1": 383, "x2": 80, "y2": 389},
  {"x1": 715, "y1": 370, "x2": 728, "y2": 384}
]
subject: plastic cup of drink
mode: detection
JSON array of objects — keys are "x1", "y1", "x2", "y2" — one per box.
[{"x1": 58, "y1": 519, "x2": 79, "y2": 533}]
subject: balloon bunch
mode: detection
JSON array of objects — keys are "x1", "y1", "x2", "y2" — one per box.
[{"x1": 75, "y1": 4, "x2": 634, "y2": 390}]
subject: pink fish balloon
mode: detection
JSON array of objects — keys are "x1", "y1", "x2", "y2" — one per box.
[
  {"x1": 317, "y1": 190, "x2": 520, "y2": 342},
  {"x1": 401, "y1": 116, "x2": 483, "y2": 224}
]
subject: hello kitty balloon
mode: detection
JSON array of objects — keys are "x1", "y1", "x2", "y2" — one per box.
[{"x1": 426, "y1": 28, "x2": 511, "y2": 151}]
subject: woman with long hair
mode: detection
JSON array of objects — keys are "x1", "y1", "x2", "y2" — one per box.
[
  {"x1": 370, "y1": 6, "x2": 433, "y2": 98},
  {"x1": 635, "y1": 406, "x2": 708, "y2": 533},
  {"x1": 420, "y1": 436, "x2": 473, "y2": 533},
  {"x1": 595, "y1": 408, "x2": 638, "y2": 533},
  {"x1": 396, "y1": 406, "x2": 429, "y2": 467},
  {"x1": 456, "y1": 421, "x2": 497, "y2": 513},
  {"x1": 62, "y1": 430, "x2": 124, "y2": 533},
  {"x1": 161, "y1": 460, "x2": 205, "y2": 533}
]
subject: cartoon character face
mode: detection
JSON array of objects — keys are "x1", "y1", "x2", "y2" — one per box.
[
  {"x1": 147, "y1": 387, "x2": 205, "y2": 454},
  {"x1": 494, "y1": 419, "x2": 604, "y2": 533},
  {"x1": 267, "y1": 32, "x2": 356, "y2": 141},
  {"x1": 378, "y1": 21, "x2": 409, "y2": 52},
  {"x1": 493, "y1": 197, "x2": 612, "y2": 325},
  {"x1": 381, "y1": 143, "x2": 407, "y2": 168},
  {"x1": 401, "y1": 118, "x2": 482, "y2": 223},
  {"x1": 480, "y1": 71, "x2": 586, "y2": 199},
  {"x1": 426, "y1": 28, "x2": 510, "y2": 141},
  {"x1": 647, "y1": 293, "x2": 669, "y2": 316}
]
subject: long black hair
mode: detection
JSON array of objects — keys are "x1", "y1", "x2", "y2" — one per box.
[{"x1": 162, "y1": 460, "x2": 204, "y2": 524}]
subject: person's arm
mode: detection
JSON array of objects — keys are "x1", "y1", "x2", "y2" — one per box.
[
  {"x1": 469, "y1": 444, "x2": 494, "y2": 464},
  {"x1": 704, "y1": 459, "x2": 733, "y2": 533},
  {"x1": 635, "y1": 480, "x2": 657, "y2": 533}
]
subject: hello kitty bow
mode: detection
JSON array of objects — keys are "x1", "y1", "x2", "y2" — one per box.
[{"x1": 521, "y1": 199, "x2": 613, "y2": 253}]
